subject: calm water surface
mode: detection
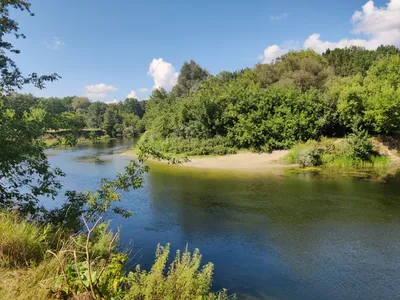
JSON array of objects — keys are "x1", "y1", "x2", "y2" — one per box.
[{"x1": 46, "y1": 139, "x2": 400, "y2": 300}]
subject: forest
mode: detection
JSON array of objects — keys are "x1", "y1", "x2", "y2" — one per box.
[{"x1": 10, "y1": 45, "x2": 400, "y2": 166}]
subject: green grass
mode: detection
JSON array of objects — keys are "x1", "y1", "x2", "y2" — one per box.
[
  {"x1": 322, "y1": 154, "x2": 390, "y2": 168},
  {"x1": 0, "y1": 212, "x2": 49, "y2": 268},
  {"x1": 0, "y1": 212, "x2": 234, "y2": 299}
]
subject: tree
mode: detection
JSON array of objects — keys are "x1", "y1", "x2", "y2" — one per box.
[
  {"x1": 363, "y1": 54, "x2": 400, "y2": 133},
  {"x1": 87, "y1": 101, "x2": 107, "y2": 128},
  {"x1": 71, "y1": 96, "x2": 90, "y2": 113},
  {"x1": 172, "y1": 60, "x2": 210, "y2": 97},
  {"x1": 0, "y1": 1, "x2": 59, "y2": 93},
  {"x1": 103, "y1": 104, "x2": 122, "y2": 136},
  {"x1": 0, "y1": 0, "x2": 62, "y2": 216},
  {"x1": 323, "y1": 45, "x2": 400, "y2": 77},
  {"x1": 121, "y1": 98, "x2": 145, "y2": 118},
  {"x1": 2, "y1": 93, "x2": 39, "y2": 116},
  {"x1": 0, "y1": 101, "x2": 64, "y2": 215},
  {"x1": 39, "y1": 96, "x2": 70, "y2": 115}
]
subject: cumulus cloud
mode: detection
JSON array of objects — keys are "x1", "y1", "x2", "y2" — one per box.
[
  {"x1": 262, "y1": 40, "x2": 300, "y2": 63},
  {"x1": 127, "y1": 90, "x2": 137, "y2": 99},
  {"x1": 148, "y1": 58, "x2": 178, "y2": 91},
  {"x1": 84, "y1": 83, "x2": 118, "y2": 99},
  {"x1": 270, "y1": 13, "x2": 288, "y2": 21},
  {"x1": 261, "y1": 0, "x2": 400, "y2": 62},
  {"x1": 139, "y1": 88, "x2": 149, "y2": 93}
]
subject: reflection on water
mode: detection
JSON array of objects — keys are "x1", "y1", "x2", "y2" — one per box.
[{"x1": 47, "y1": 140, "x2": 400, "y2": 299}]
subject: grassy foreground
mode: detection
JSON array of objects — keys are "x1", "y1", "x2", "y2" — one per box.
[{"x1": 0, "y1": 212, "x2": 235, "y2": 300}]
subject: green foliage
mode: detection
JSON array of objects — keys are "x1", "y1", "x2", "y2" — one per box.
[
  {"x1": 284, "y1": 137, "x2": 388, "y2": 168},
  {"x1": 71, "y1": 96, "x2": 91, "y2": 113},
  {"x1": 283, "y1": 140, "x2": 321, "y2": 167},
  {"x1": 125, "y1": 244, "x2": 234, "y2": 300},
  {"x1": 172, "y1": 60, "x2": 210, "y2": 97},
  {"x1": 0, "y1": 97, "x2": 65, "y2": 216},
  {"x1": 0, "y1": 212, "x2": 49, "y2": 268},
  {"x1": 139, "y1": 132, "x2": 236, "y2": 156},
  {"x1": 122, "y1": 97, "x2": 146, "y2": 118},
  {"x1": 323, "y1": 45, "x2": 400, "y2": 77},
  {"x1": 87, "y1": 101, "x2": 108, "y2": 128},
  {"x1": 255, "y1": 49, "x2": 334, "y2": 91},
  {"x1": 346, "y1": 126, "x2": 373, "y2": 161},
  {"x1": 0, "y1": 0, "x2": 60, "y2": 94}
]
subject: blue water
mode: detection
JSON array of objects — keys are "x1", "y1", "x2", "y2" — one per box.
[{"x1": 46, "y1": 139, "x2": 400, "y2": 299}]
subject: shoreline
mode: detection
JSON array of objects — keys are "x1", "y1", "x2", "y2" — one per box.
[{"x1": 121, "y1": 149, "x2": 295, "y2": 171}]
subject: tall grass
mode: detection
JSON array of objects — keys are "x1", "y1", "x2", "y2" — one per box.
[
  {"x1": 0, "y1": 213, "x2": 234, "y2": 299},
  {"x1": 0, "y1": 212, "x2": 49, "y2": 268}
]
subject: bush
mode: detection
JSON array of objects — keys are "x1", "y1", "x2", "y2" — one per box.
[
  {"x1": 0, "y1": 212, "x2": 49, "y2": 268},
  {"x1": 284, "y1": 136, "x2": 388, "y2": 168},
  {"x1": 138, "y1": 132, "x2": 236, "y2": 157},
  {"x1": 125, "y1": 243, "x2": 234, "y2": 300},
  {"x1": 346, "y1": 128, "x2": 373, "y2": 161},
  {"x1": 283, "y1": 140, "x2": 322, "y2": 167},
  {"x1": 297, "y1": 147, "x2": 322, "y2": 167}
]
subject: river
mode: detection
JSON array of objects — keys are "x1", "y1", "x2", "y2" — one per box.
[{"x1": 45, "y1": 139, "x2": 400, "y2": 300}]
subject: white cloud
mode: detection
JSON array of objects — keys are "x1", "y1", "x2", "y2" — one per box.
[
  {"x1": 85, "y1": 83, "x2": 118, "y2": 93},
  {"x1": 270, "y1": 13, "x2": 288, "y2": 21},
  {"x1": 84, "y1": 83, "x2": 118, "y2": 100},
  {"x1": 139, "y1": 88, "x2": 149, "y2": 93},
  {"x1": 262, "y1": 40, "x2": 300, "y2": 63},
  {"x1": 261, "y1": 0, "x2": 400, "y2": 62},
  {"x1": 127, "y1": 90, "x2": 137, "y2": 99},
  {"x1": 105, "y1": 99, "x2": 120, "y2": 104},
  {"x1": 148, "y1": 58, "x2": 178, "y2": 91},
  {"x1": 85, "y1": 92, "x2": 107, "y2": 99}
]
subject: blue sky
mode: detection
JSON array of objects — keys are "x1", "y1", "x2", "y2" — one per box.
[{"x1": 10, "y1": 0, "x2": 399, "y2": 102}]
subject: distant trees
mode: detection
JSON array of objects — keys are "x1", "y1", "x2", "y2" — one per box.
[
  {"x1": 71, "y1": 96, "x2": 90, "y2": 113},
  {"x1": 323, "y1": 45, "x2": 400, "y2": 77},
  {"x1": 102, "y1": 104, "x2": 122, "y2": 136},
  {"x1": 86, "y1": 101, "x2": 107, "y2": 128},
  {"x1": 255, "y1": 49, "x2": 334, "y2": 91},
  {"x1": 121, "y1": 98, "x2": 145, "y2": 118},
  {"x1": 140, "y1": 46, "x2": 400, "y2": 155}
]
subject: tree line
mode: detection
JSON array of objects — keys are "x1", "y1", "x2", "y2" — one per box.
[
  {"x1": 140, "y1": 46, "x2": 400, "y2": 155},
  {"x1": 4, "y1": 93, "x2": 147, "y2": 138}
]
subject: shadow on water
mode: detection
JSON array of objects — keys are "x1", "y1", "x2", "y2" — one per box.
[{"x1": 46, "y1": 142, "x2": 400, "y2": 300}]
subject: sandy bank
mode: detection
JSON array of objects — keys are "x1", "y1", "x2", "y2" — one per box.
[{"x1": 121, "y1": 150, "x2": 293, "y2": 170}]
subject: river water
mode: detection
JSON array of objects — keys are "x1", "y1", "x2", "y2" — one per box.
[{"x1": 46, "y1": 139, "x2": 400, "y2": 299}]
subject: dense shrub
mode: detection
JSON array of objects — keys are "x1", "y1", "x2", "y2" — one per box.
[
  {"x1": 284, "y1": 137, "x2": 388, "y2": 168},
  {"x1": 139, "y1": 49, "x2": 400, "y2": 157},
  {"x1": 283, "y1": 141, "x2": 321, "y2": 167},
  {"x1": 0, "y1": 212, "x2": 49, "y2": 268},
  {"x1": 346, "y1": 129, "x2": 373, "y2": 161},
  {"x1": 125, "y1": 244, "x2": 233, "y2": 300}
]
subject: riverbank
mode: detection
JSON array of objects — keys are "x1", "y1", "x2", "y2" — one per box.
[
  {"x1": 122, "y1": 136, "x2": 400, "y2": 177},
  {"x1": 122, "y1": 149, "x2": 294, "y2": 170}
]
